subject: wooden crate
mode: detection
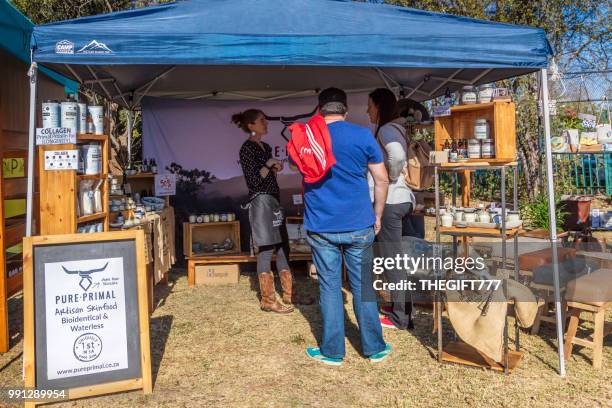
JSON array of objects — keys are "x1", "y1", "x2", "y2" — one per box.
[
  {"x1": 183, "y1": 221, "x2": 240, "y2": 257},
  {"x1": 434, "y1": 101, "x2": 516, "y2": 163}
]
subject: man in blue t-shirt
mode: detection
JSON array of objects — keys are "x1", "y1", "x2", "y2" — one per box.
[{"x1": 303, "y1": 88, "x2": 391, "y2": 366}]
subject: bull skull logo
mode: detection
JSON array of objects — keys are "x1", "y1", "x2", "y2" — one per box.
[{"x1": 62, "y1": 262, "x2": 109, "y2": 291}]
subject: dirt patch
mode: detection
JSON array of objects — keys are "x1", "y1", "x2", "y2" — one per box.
[{"x1": 1, "y1": 268, "x2": 610, "y2": 408}]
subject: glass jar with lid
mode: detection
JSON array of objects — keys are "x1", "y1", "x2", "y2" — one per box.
[
  {"x1": 461, "y1": 85, "x2": 477, "y2": 104},
  {"x1": 474, "y1": 118, "x2": 490, "y2": 140},
  {"x1": 478, "y1": 83, "x2": 495, "y2": 103},
  {"x1": 481, "y1": 139, "x2": 495, "y2": 158}
]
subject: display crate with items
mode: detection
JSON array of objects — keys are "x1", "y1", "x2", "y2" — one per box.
[
  {"x1": 183, "y1": 221, "x2": 240, "y2": 257},
  {"x1": 434, "y1": 100, "x2": 516, "y2": 165}
]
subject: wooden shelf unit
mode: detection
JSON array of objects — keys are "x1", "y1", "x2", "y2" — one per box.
[
  {"x1": 434, "y1": 101, "x2": 516, "y2": 162},
  {"x1": 77, "y1": 173, "x2": 107, "y2": 181},
  {"x1": 438, "y1": 226, "x2": 522, "y2": 238},
  {"x1": 38, "y1": 134, "x2": 109, "y2": 234}
]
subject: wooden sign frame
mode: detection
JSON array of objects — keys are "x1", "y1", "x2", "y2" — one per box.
[
  {"x1": 0, "y1": 135, "x2": 7, "y2": 353},
  {"x1": 23, "y1": 230, "x2": 152, "y2": 406}
]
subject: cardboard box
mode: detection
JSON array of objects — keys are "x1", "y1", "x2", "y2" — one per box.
[
  {"x1": 429, "y1": 150, "x2": 448, "y2": 164},
  {"x1": 195, "y1": 264, "x2": 240, "y2": 285}
]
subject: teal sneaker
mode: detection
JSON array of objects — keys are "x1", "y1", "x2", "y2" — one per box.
[
  {"x1": 306, "y1": 347, "x2": 342, "y2": 366},
  {"x1": 368, "y1": 344, "x2": 392, "y2": 363}
]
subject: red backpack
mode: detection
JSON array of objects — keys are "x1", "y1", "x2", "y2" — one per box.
[{"x1": 287, "y1": 115, "x2": 336, "y2": 183}]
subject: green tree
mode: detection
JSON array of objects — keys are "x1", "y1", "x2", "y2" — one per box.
[{"x1": 387, "y1": 0, "x2": 610, "y2": 198}]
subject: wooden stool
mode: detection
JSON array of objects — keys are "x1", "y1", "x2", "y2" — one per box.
[
  {"x1": 564, "y1": 269, "x2": 612, "y2": 369},
  {"x1": 517, "y1": 247, "x2": 576, "y2": 334}
]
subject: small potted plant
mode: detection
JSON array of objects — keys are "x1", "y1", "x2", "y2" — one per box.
[
  {"x1": 520, "y1": 193, "x2": 568, "y2": 240},
  {"x1": 559, "y1": 108, "x2": 583, "y2": 152}
]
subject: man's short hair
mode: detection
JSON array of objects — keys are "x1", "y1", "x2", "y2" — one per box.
[{"x1": 318, "y1": 87, "x2": 348, "y2": 116}]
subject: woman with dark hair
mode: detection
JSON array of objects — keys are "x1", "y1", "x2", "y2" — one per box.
[
  {"x1": 366, "y1": 88, "x2": 416, "y2": 330},
  {"x1": 233, "y1": 109, "x2": 311, "y2": 314}
]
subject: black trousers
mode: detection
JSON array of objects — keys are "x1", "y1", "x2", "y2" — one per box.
[{"x1": 378, "y1": 202, "x2": 413, "y2": 329}]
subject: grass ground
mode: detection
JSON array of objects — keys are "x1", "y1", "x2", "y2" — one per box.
[{"x1": 1, "y1": 264, "x2": 610, "y2": 408}]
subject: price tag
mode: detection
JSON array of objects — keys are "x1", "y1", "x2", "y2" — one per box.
[
  {"x1": 44, "y1": 150, "x2": 78, "y2": 171},
  {"x1": 433, "y1": 105, "x2": 451, "y2": 117},
  {"x1": 292, "y1": 194, "x2": 303, "y2": 205}
]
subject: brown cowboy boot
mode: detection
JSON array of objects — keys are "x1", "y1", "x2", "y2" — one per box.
[
  {"x1": 279, "y1": 269, "x2": 314, "y2": 305},
  {"x1": 258, "y1": 272, "x2": 293, "y2": 313}
]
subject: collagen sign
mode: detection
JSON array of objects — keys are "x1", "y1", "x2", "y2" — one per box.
[{"x1": 36, "y1": 127, "x2": 76, "y2": 145}]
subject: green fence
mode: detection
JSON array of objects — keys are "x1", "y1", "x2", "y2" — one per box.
[{"x1": 552, "y1": 152, "x2": 612, "y2": 196}]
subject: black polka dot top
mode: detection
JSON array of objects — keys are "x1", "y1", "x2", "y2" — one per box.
[{"x1": 239, "y1": 140, "x2": 280, "y2": 200}]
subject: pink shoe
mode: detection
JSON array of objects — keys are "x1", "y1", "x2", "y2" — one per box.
[{"x1": 380, "y1": 315, "x2": 398, "y2": 329}]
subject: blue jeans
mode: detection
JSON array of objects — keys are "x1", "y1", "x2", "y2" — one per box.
[{"x1": 306, "y1": 227, "x2": 386, "y2": 359}]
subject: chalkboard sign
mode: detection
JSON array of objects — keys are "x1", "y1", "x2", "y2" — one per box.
[{"x1": 23, "y1": 231, "x2": 152, "y2": 403}]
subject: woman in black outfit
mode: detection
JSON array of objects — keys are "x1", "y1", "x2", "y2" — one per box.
[{"x1": 233, "y1": 109, "x2": 311, "y2": 313}]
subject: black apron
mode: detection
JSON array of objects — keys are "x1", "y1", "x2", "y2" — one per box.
[{"x1": 247, "y1": 194, "x2": 284, "y2": 247}]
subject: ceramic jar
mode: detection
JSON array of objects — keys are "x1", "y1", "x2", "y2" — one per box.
[
  {"x1": 441, "y1": 212, "x2": 454, "y2": 227},
  {"x1": 454, "y1": 209, "x2": 464, "y2": 223},
  {"x1": 189, "y1": 215, "x2": 196, "y2": 223},
  {"x1": 464, "y1": 212, "x2": 477, "y2": 223},
  {"x1": 506, "y1": 211, "x2": 521, "y2": 223},
  {"x1": 478, "y1": 211, "x2": 491, "y2": 223}
]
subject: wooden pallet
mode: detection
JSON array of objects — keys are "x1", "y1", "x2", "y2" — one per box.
[{"x1": 441, "y1": 341, "x2": 523, "y2": 373}]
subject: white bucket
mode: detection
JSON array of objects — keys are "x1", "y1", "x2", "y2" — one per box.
[
  {"x1": 60, "y1": 100, "x2": 78, "y2": 134},
  {"x1": 42, "y1": 100, "x2": 60, "y2": 128},
  {"x1": 78, "y1": 103, "x2": 87, "y2": 134},
  {"x1": 81, "y1": 143, "x2": 102, "y2": 175},
  {"x1": 88, "y1": 105, "x2": 104, "y2": 135}
]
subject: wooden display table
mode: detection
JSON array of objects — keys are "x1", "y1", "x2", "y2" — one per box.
[{"x1": 187, "y1": 251, "x2": 312, "y2": 287}]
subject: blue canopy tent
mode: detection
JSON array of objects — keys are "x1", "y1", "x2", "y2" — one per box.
[
  {"x1": 29, "y1": 0, "x2": 552, "y2": 106},
  {"x1": 26, "y1": 0, "x2": 565, "y2": 375},
  {"x1": 0, "y1": 0, "x2": 78, "y2": 93}
]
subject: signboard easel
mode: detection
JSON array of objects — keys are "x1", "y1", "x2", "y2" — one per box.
[{"x1": 23, "y1": 230, "x2": 152, "y2": 406}]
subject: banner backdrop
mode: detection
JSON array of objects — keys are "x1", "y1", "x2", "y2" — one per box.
[
  {"x1": 142, "y1": 94, "x2": 371, "y2": 253},
  {"x1": 142, "y1": 93, "x2": 371, "y2": 180}
]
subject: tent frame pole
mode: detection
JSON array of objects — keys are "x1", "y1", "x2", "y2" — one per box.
[
  {"x1": 86, "y1": 65, "x2": 113, "y2": 100},
  {"x1": 540, "y1": 67, "x2": 566, "y2": 377},
  {"x1": 127, "y1": 110, "x2": 134, "y2": 170},
  {"x1": 64, "y1": 64, "x2": 83, "y2": 83},
  {"x1": 133, "y1": 66, "x2": 177, "y2": 108},
  {"x1": 26, "y1": 62, "x2": 38, "y2": 237},
  {"x1": 428, "y1": 69, "x2": 463, "y2": 96}
]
